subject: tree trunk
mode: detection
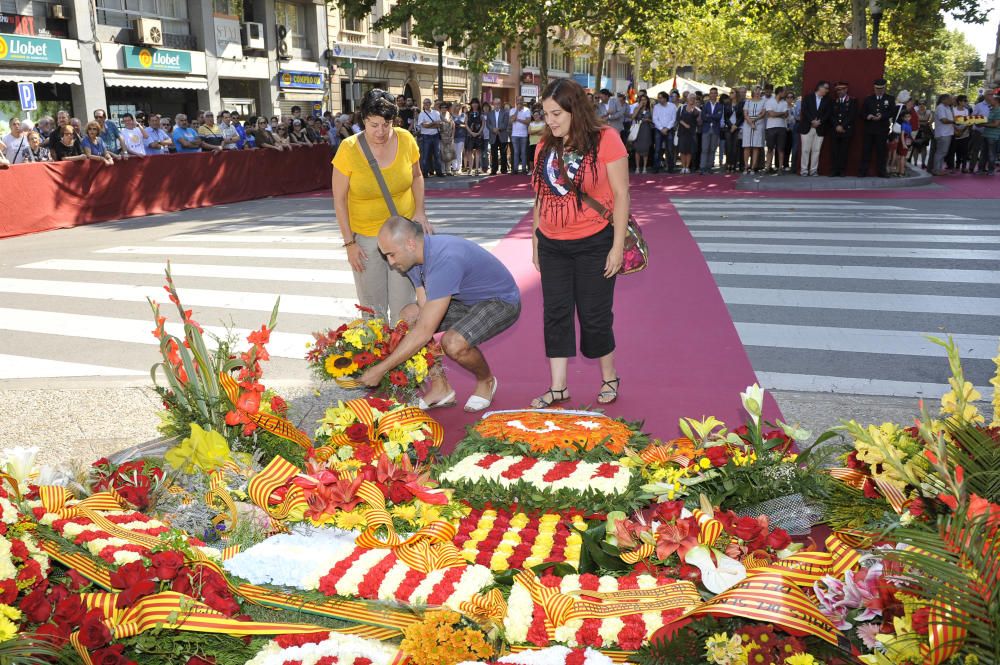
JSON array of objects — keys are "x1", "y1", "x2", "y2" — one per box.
[
  {"x1": 851, "y1": 0, "x2": 868, "y2": 48},
  {"x1": 593, "y1": 38, "x2": 608, "y2": 92},
  {"x1": 538, "y1": 22, "x2": 550, "y2": 88}
]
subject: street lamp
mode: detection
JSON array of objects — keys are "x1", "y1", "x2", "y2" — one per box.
[
  {"x1": 869, "y1": 0, "x2": 883, "y2": 49},
  {"x1": 649, "y1": 58, "x2": 659, "y2": 83},
  {"x1": 432, "y1": 31, "x2": 448, "y2": 103}
]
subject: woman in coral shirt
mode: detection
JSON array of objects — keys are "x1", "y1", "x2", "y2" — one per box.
[{"x1": 530, "y1": 77, "x2": 630, "y2": 408}]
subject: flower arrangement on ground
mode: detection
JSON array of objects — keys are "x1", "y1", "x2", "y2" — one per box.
[
  {"x1": 400, "y1": 609, "x2": 494, "y2": 665},
  {"x1": 306, "y1": 306, "x2": 439, "y2": 399}
]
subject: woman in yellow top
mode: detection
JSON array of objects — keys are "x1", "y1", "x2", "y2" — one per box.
[{"x1": 333, "y1": 89, "x2": 433, "y2": 324}]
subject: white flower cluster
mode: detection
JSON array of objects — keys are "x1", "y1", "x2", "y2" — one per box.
[
  {"x1": 223, "y1": 527, "x2": 358, "y2": 589},
  {"x1": 456, "y1": 646, "x2": 613, "y2": 665},
  {"x1": 0, "y1": 533, "x2": 50, "y2": 581},
  {"x1": 504, "y1": 573, "x2": 665, "y2": 648},
  {"x1": 245, "y1": 630, "x2": 400, "y2": 665},
  {"x1": 439, "y1": 454, "x2": 632, "y2": 495}
]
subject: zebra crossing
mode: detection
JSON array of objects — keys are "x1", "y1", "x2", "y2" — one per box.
[
  {"x1": 675, "y1": 197, "x2": 1000, "y2": 399},
  {"x1": 0, "y1": 197, "x2": 531, "y2": 381}
]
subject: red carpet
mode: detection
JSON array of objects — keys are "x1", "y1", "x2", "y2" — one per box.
[{"x1": 428, "y1": 194, "x2": 781, "y2": 451}]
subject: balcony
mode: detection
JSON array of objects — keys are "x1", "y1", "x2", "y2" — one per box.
[{"x1": 339, "y1": 30, "x2": 366, "y2": 44}]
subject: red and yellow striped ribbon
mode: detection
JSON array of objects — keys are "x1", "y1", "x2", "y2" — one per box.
[
  {"x1": 691, "y1": 508, "x2": 723, "y2": 546},
  {"x1": 323, "y1": 399, "x2": 444, "y2": 458},
  {"x1": 744, "y1": 532, "x2": 865, "y2": 588},
  {"x1": 219, "y1": 372, "x2": 313, "y2": 450},
  {"x1": 638, "y1": 439, "x2": 694, "y2": 466},
  {"x1": 67, "y1": 591, "x2": 334, "y2": 665},
  {"x1": 924, "y1": 601, "x2": 967, "y2": 665},
  {"x1": 458, "y1": 588, "x2": 508, "y2": 625},
  {"x1": 683, "y1": 571, "x2": 844, "y2": 645},
  {"x1": 513, "y1": 571, "x2": 700, "y2": 632},
  {"x1": 246, "y1": 456, "x2": 307, "y2": 521},
  {"x1": 0, "y1": 472, "x2": 22, "y2": 500},
  {"x1": 354, "y1": 481, "x2": 464, "y2": 573},
  {"x1": 828, "y1": 467, "x2": 909, "y2": 513},
  {"x1": 205, "y1": 469, "x2": 240, "y2": 532},
  {"x1": 620, "y1": 543, "x2": 654, "y2": 564}
]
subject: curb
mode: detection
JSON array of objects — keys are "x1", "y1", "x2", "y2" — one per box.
[{"x1": 736, "y1": 165, "x2": 934, "y2": 191}]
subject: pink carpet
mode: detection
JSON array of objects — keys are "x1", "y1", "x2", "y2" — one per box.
[{"x1": 428, "y1": 195, "x2": 781, "y2": 452}]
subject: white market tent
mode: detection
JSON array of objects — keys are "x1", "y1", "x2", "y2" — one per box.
[{"x1": 647, "y1": 75, "x2": 720, "y2": 96}]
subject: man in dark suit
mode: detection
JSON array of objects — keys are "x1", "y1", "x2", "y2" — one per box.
[
  {"x1": 859, "y1": 78, "x2": 895, "y2": 178},
  {"x1": 485, "y1": 103, "x2": 511, "y2": 174},
  {"x1": 797, "y1": 80, "x2": 832, "y2": 176},
  {"x1": 830, "y1": 81, "x2": 858, "y2": 177}
]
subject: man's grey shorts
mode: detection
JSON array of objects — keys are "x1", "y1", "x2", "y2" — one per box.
[
  {"x1": 438, "y1": 298, "x2": 521, "y2": 348},
  {"x1": 765, "y1": 127, "x2": 786, "y2": 150}
]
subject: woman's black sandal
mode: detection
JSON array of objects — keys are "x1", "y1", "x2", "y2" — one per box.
[
  {"x1": 597, "y1": 378, "x2": 620, "y2": 405},
  {"x1": 531, "y1": 388, "x2": 570, "y2": 409}
]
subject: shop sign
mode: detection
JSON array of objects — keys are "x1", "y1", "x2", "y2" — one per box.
[
  {"x1": 520, "y1": 84, "x2": 539, "y2": 98},
  {"x1": 0, "y1": 12, "x2": 35, "y2": 35},
  {"x1": 279, "y1": 70, "x2": 324, "y2": 89},
  {"x1": 0, "y1": 34, "x2": 62, "y2": 65},
  {"x1": 482, "y1": 73, "x2": 501, "y2": 84},
  {"x1": 213, "y1": 15, "x2": 243, "y2": 60},
  {"x1": 124, "y1": 46, "x2": 192, "y2": 73}
]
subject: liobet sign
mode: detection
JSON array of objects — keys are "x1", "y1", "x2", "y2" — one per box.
[
  {"x1": 123, "y1": 46, "x2": 192, "y2": 73},
  {"x1": 0, "y1": 34, "x2": 63, "y2": 65}
]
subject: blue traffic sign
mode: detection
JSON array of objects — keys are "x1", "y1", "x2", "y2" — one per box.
[{"x1": 17, "y1": 82, "x2": 36, "y2": 111}]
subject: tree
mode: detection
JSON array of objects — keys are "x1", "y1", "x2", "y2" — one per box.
[{"x1": 571, "y1": 0, "x2": 665, "y2": 93}]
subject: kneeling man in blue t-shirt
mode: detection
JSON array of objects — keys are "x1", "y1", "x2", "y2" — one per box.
[{"x1": 358, "y1": 216, "x2": 521, "y2": 412}]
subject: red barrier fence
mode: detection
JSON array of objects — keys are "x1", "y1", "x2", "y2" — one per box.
[{"x1": 0, "y1": 145, "x2": 333, "y2": 239}]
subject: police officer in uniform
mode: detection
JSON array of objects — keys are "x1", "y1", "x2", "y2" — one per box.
[
  {"x1": 830, "y1": 82, "x2": 857, "y2": 177},
  {"x1": 859, "y1": 78, "x2": 894, "y2": 178}
]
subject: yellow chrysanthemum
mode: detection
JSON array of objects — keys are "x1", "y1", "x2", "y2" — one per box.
[
  {"x1": 391, "y1": 504, "x2": 418, "y2": 522},
  {"x1": 784, "y1": 654, "x2": 819, "y2": 665},
  {"x1": 334, "y1": 509, "x2": 368, "y2": 531},
  {"x1": 991, "y1": 341, "x2": 1000, "y2": 427},
  {"x1": 325, "y1": 352, "x2": 358, "y2": 378}
]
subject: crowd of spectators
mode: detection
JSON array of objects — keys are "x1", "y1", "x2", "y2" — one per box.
[{"x1": 0, "y1": 104, "x2": 337, "y2": 168}]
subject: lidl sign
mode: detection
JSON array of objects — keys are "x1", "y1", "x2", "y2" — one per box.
[
  {"x1": 124, "y1": 46, "x2": 192, "y2": 73},
  {"x1": 0, "y1": 34, "x2": 63, "y2": 65}
]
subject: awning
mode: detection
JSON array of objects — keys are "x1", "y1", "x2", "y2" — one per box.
[
  {"x1": 103, "y1": 72, "x2": 208, "y2": 91},
  {"x1": 0, "y1": 69, "x2": 82, "y2": 86}
]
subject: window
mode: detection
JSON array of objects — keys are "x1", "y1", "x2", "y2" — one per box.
[
  {"x1": 616, "y1": 62, "x2": 629, "y2": 81},
  {"x1": 96, "y1": 0, "x2": 190, "y2": 36},
  {"x1": 212, "y1": 0, "x2": 242, "y2": 17},
  {"x1": 574, "y1": 56, "x2": 590, "y2": 74},
  {"x1": 548, "y1": 49, "x2": 563, "y2": 72},
  {"x1": 275, "y1": 1, "x2": 308, "y2": 51},
  {"x1": 340, "y1": 4, "x2": 364, "y2": 33},
  {"x1": 521, "y1": 48, "x2": 539, "y2": 69}
]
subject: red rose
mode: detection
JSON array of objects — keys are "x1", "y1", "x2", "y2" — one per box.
[
  {"x1": 34, "y1": 622, "x2": 71, "y2": 648},
  {"x1": 677, "y1": 563, "x2": 701, "y2": 582},
  {"x1": 171, "y1": 569, "x2": 193, "y2": 596},
  {"x1": 730, "y1": 516, "x2": 764, "y2": 543},
  {"x1": 765, "y1": 528, "x2": 792, "y2": 551},
  {"x1": 19, "y1": 585, "x2": 52, "y2": 623},
  {"x1": 202, "y1": 587, "x2": 240, "y2": 616},
  {"x1": 911, "y1": 607, "x2": 930, "y2": 635},
  {"x1": 0, "y1": 579, "x2": 16, "y2": 604},
  {"x1": 346, "y1": 423, "x2": 370, "y2": 444},
  {"x1": 53, "y1": 595, "x2": 86, "y2": 628},
  {"x1": 653, "y1": 500, "x2": 684, "y2": 523},
  {"x1": 413, "y1": 439, "x2": 430, "y2": 462},
  {"x1": 78, "y1": 608, "x2": 112, "y2": 649},
  {"x1": 149, "y1": 551, "x2": 185, "y2": 581},
  {"x1": 715, "y1": 509, "x2": 737, "y2": 530},
  {"x1": 109, "y1": 561, "x2": 151, "y2": 590},
  {"x1": 705, "y1": 446, "x2": 730, "y2": 467},
  {"x1": 353, "y1": 443, "x2": 375, "y2": 464},
  {"x1": 117, "y1": 482, "x2": 151, "y2": 510},
  {"x1": 91, "y1": 644, "x2": 130, "y2": 665},
  {"x1": 387, "y1": 483, "x2": 414, "y2": 505}
]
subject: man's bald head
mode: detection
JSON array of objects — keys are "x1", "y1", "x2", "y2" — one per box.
[{"x1": 378, "y1": 216, "x2": 424, "y2": 273}]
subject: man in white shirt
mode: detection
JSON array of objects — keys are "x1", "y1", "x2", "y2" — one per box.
[
  {"x1": 970, "y1": 91, "x2": 993, "y2": 172},
  {"x1": 932, "y1": 94, "x2": 955, "y2": 175},
  {"x1": 509, "y1": 97, "x2": 532, "y2": 175},
  {"x1": 764, "y1": 85, "x2": 790, "y2": 172},
  {"x1": 652, "y1": 91, "x2": 677, "y2": 173},
  {"x1": 219, "y1": 111, "x2": 240, "y2": 150},
  {"x1": 2, "y1": 116, "x2": 32, "y2": 164},
  {"x1": 119, "y1": 113, "x2": 148, "y2": 159},
  {"x1": 143, "y1": 114, "x2": 173, "y2": 154},
  {"x1": 417, "y1": 98, "x2": 444, "y2": 177}
]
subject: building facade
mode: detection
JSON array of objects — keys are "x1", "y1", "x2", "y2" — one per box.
[{"x1": 0, "y1": 0, "x2": 634, "y2": 127}]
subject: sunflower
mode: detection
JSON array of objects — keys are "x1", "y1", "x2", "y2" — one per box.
[{"x1": 325, "y1": 352, "x2": 358, "y2": 378}]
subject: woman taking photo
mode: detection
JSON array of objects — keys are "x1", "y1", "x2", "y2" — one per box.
[
  {"x1": 530, "y1": 77, "x2": 629, "y2": 408},
  {"x1": 676, "y1": 92, "x2": 700, "y2": 174},
  {"x1": 332, "y1": 89, "x2": 433, "y2": 324}
]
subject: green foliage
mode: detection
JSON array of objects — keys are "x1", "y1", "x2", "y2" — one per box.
[
  {"x1": 0, "y1": 634, "x2": 74, "y2": 665},
  {"x1": 883, "y1": 27, "x2": 982, "y2": 98},
  {"x1": 120, "y1": 630, "x2": 270, "y2": 665},
  {"x1": 241, "y1": 430, "x2": 307, "y2": 469}
]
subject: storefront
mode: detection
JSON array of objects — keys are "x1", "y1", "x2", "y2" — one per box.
[
  {"x1": 0, "y1": 33, "x2": 81, "y2": 123},
  {"x1": 277, "y1": 66, "x2": 325, "y2": 118},
  {"x1": 481, "y1": 73, "x2": 515, "y2": 106},
  {"x1": 100, "y1": 44, "x2": 208, "y2": 121}
]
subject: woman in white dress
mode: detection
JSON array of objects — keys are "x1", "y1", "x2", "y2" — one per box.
[{"x1": 741, "y1": 86, "x2": 766, "y2": 173}]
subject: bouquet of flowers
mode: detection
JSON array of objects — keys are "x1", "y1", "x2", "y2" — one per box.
[
  {"x1": 90, "y1": 457, "x2": 167, "y2": 511},
  {"x1": 306, "y1": 306, "x2": 439, "y2": 398}
]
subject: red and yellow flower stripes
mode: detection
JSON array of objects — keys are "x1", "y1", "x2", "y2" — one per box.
[{"x1": 453, "y1": 508, "x2": 586, "y2": 571}]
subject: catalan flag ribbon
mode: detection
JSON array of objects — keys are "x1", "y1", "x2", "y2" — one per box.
[
  {"x1": 322, "y1": 398, "x2": 444, "y2": 457},
  {"x1": 354, "y1": 481, "x2": 464, "y2": 573},
  {"x1": 827, "y1": 466, "x2": 909, "y2": 513},
  {"x1": 246, "y1": 455, "x2": 308, "y2": 521},
  {"x1": 219, "y1": 372, "x2": 313, "y2": 450}
]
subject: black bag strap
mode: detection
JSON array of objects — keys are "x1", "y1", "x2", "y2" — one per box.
[{"x1": 357, "y1": 132, "x2": 398, "y2": 217}]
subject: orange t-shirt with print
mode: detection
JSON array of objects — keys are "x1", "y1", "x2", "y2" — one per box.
[{"x1": 533, "y1": 126, "x2": 628, "y2": 240}]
